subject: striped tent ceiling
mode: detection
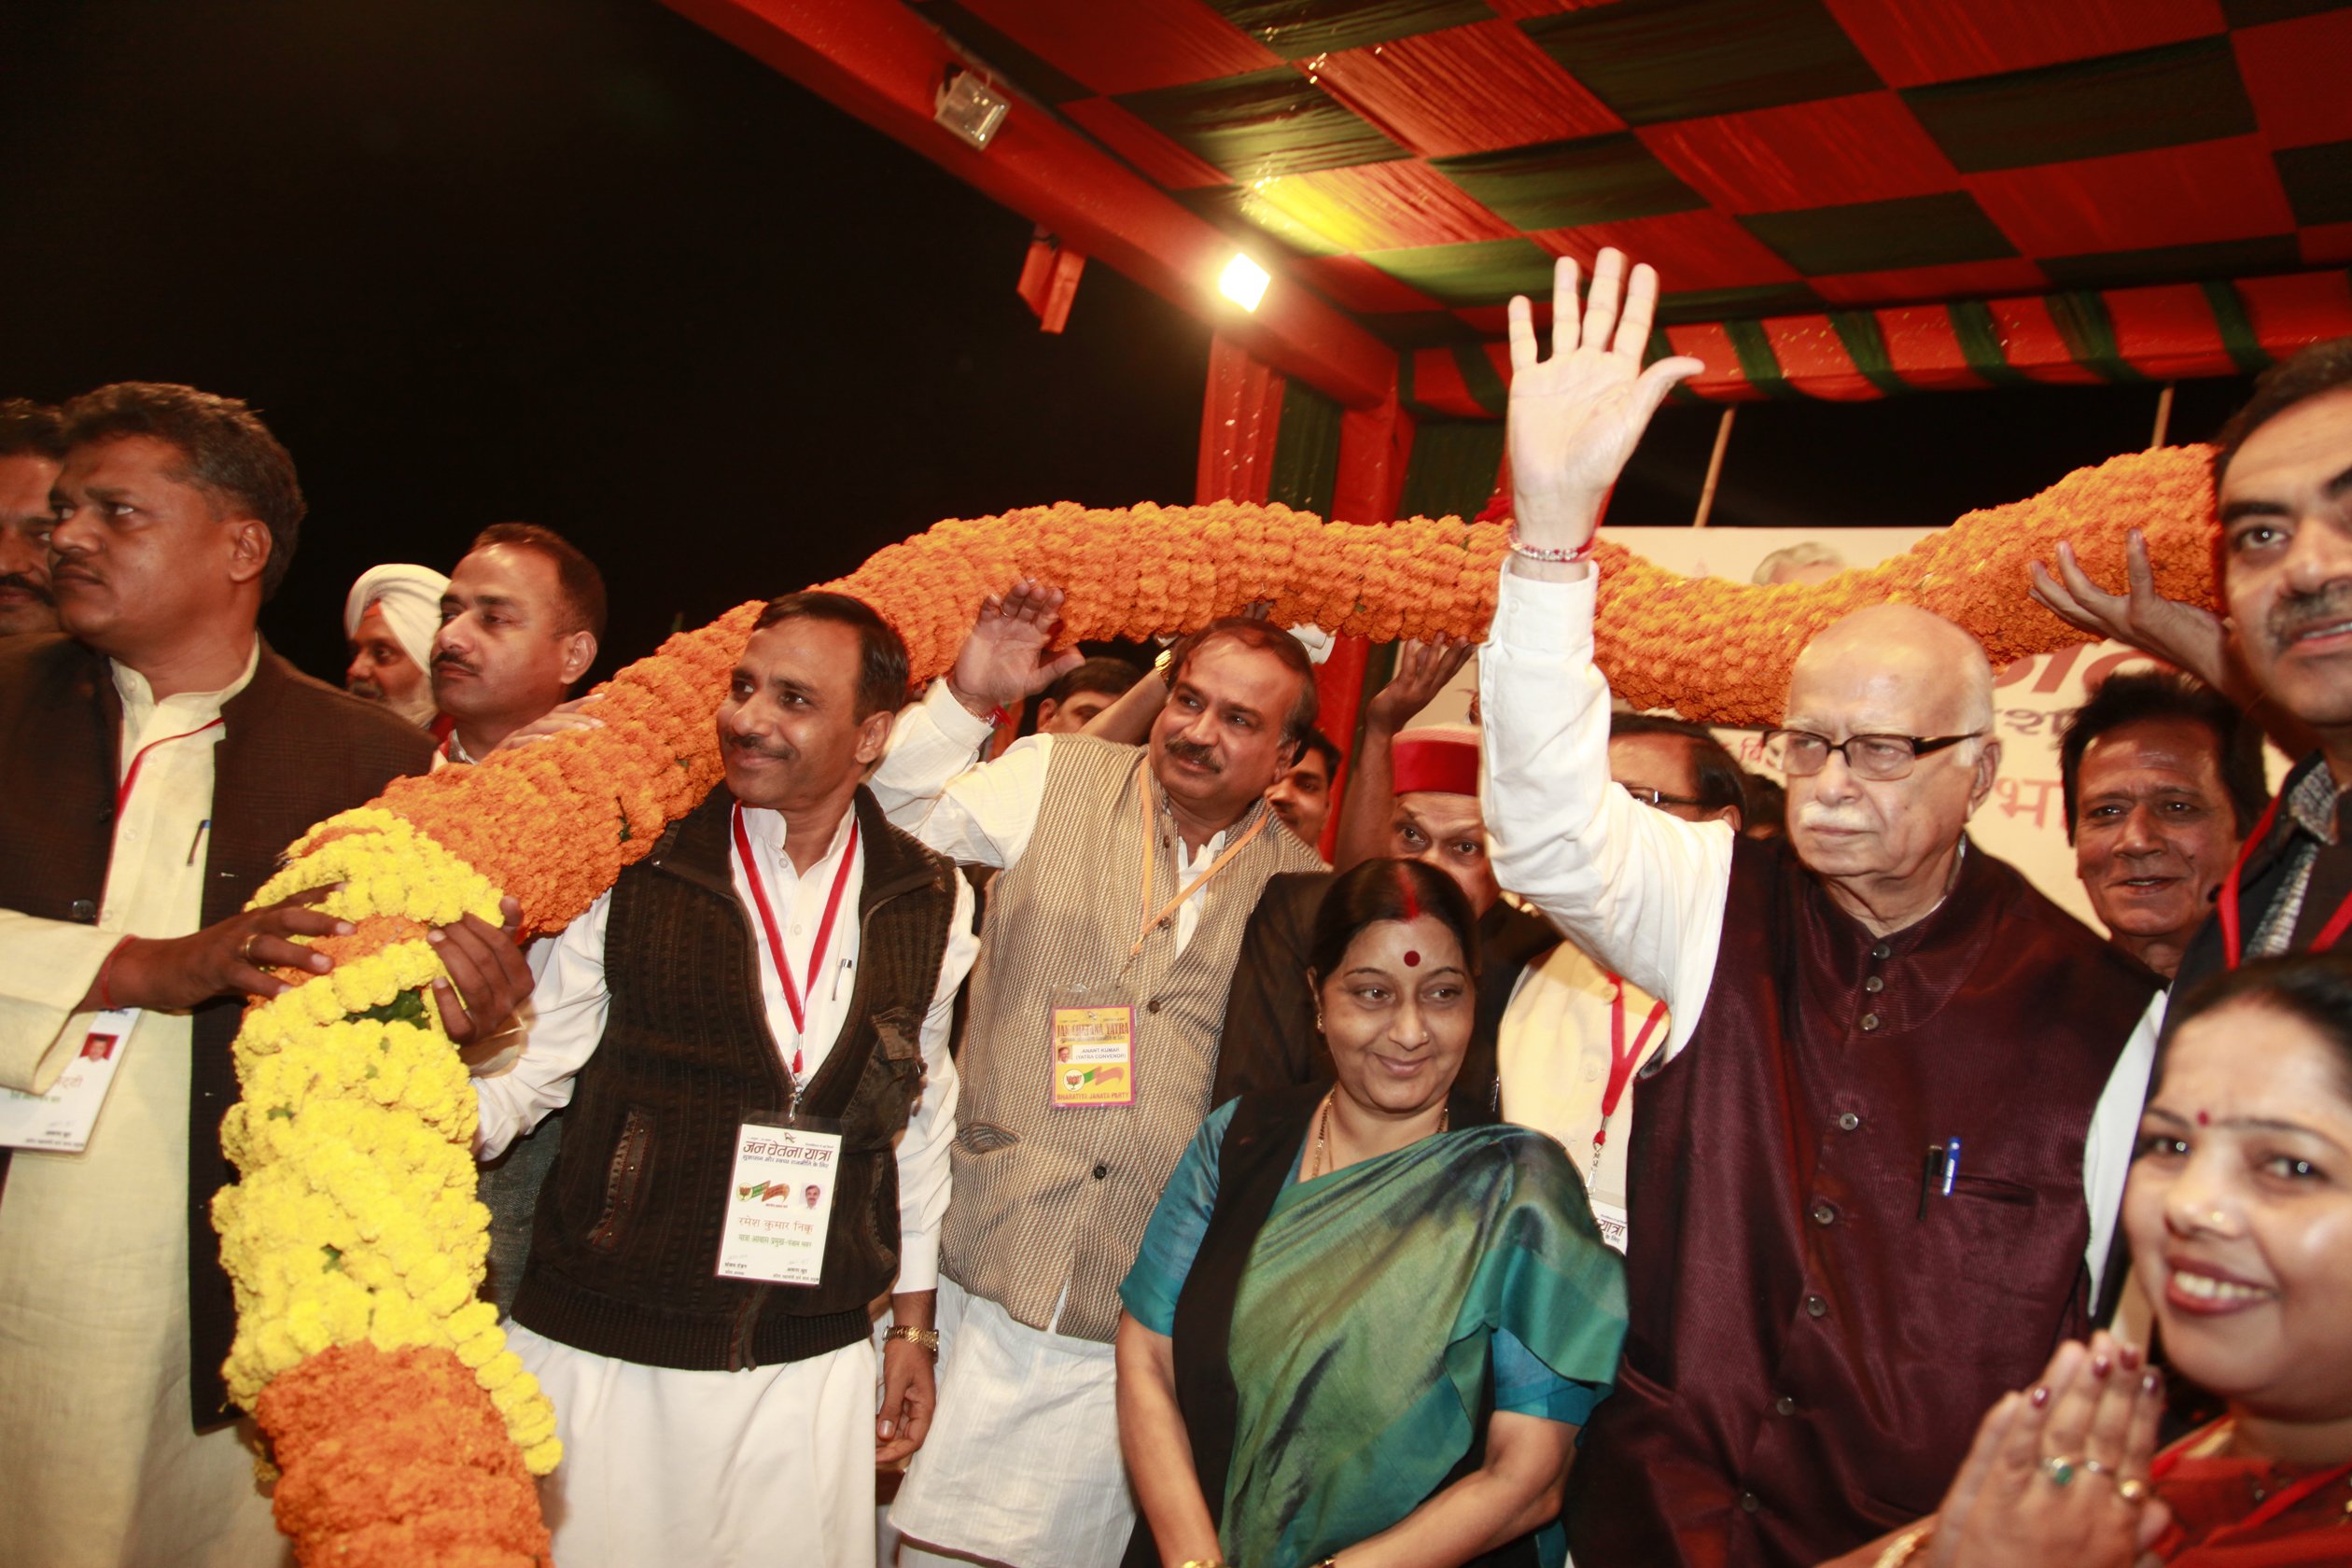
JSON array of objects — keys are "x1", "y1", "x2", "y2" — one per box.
[{"x1": 911, "y1": 0, "x2": 2352, "y2": 400}]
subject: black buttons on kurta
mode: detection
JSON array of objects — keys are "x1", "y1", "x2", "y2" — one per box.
[
  {"x1": 1739, "y1": 1491, "x2": 1762, "y2": 1514},
  {"x1": 1773, "y1": 1394, "x2": 1797, "y2": 1416},
  {"x1": 1804, "y1": 1294, "x2": 1827, "y2": 1318},
  {"x1": 1092, "y1": 1163, "x2": 1109, "y2": 1180},
  {"x1": 69, "y1": 899, "x2": 96, "y2": 922},
  {"x1": 1810, "y1": 1202, "x2": 1836, "y2": 1226},
  {"x1": 1864, "y1": 974, "x2": 1884, "y2": 994},
  {"x1": 1870, "y1": 941, "x2": 1892, "y2": 960},
  {"x1": 1837, "y1": 1112, "x2": 1860, "y2": 1132},
  {"x1": 1144, "y1": 998, "x2": 1163, "y2": 1015},
  {"x1": 1859, "y1": 1014, "x2": 1882, "y2": 1032}
]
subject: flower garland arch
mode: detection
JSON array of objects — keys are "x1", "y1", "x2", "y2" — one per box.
[{"x1": 214, "y1": 443, "x2": 2217, "y2": 1562}]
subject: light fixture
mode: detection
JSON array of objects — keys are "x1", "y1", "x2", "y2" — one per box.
[
  {"x1": 1219, "y1": 253, "x2": 1270, "y2": 312},
  {"x1": 934, "y1": 69, "x2": 1009, "y2": 150}
]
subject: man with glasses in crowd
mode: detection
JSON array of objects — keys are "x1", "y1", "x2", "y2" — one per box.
[{"x1": 1479, "y1": 249, "x2": 2160, "y2": 1568}]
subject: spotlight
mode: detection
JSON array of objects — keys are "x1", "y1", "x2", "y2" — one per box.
[
  {"x1": 935, "y1": 69, "x2": 1009, "y2": 150},
  {"x1": 1219, "y1": 253, "x2": 1270, "y2": 312}
]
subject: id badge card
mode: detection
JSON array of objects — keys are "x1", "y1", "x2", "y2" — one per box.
[
  {"x1": 716, "y1": 1117, "x2": 843, "y2": 1285},
  {"x1": 1049, "y1": 984, "x2": 1135, "y2": 1108},
  {"x1": 0, "y1": 1008, "x2": 139, "y2": 1154},
  {"x1": 1589, "y1": 1197, "x2": 1631, "y2": 1256}
]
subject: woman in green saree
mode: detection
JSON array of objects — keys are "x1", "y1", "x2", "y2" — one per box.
[{"x1": 1116, "y1": 859, "x2": 1629, "y2": 1568}]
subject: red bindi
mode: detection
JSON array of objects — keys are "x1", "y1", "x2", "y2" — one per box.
[
  {"x1": 2196, "y1": 1110, "x2": 2210, "y2": 1127},
  {"x1": 1403, "y1": 950, "x2": 1421, "y2": 967}
]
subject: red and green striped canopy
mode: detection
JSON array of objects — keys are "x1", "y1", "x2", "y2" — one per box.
[{"x1": 906, "y1": 0, "x2": 2352, "y2": 400}]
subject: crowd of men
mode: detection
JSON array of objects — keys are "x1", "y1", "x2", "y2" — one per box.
[{"x1": 0, "y1": 249, "x2": 2348, "y2": 1568}]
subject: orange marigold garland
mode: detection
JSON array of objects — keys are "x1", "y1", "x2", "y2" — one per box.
[
  {"x1": 217, "y1": 441, "x2": 2216, "y2": 1564},
  {"x1": 256, "y1": 1342, "x2": 552, "y2": 1568}
]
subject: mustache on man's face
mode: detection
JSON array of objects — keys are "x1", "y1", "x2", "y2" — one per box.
[
  {"x1": 348, "y1": 679, "x2": 386, "y2": 702},
  {"x1": 0, "y1": 572, "x2": 53, "y2": 605},
  {"x1": 1164, "y1": 736, "x2": 1221, "y2": 773},
  {"x1": 432, "y1": 650, "x2": 479, "y2": 677},
  {"x1": 724, "y1": 731, "x2": 798, "y2": 764},
  {"x1": 2265, "y1": 581, "x2": 2352, "y2": 654}
]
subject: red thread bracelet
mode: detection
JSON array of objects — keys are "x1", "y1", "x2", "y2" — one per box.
[
  {"x1": 94, "y1": 934, "x2": 135, "y2": 1012},
  {"x1": 1506, "y1": 524, "x2": 1595, "y2": 565}
]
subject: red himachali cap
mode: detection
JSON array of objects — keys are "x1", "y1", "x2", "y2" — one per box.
[{"x1": 1392, "y1": 727, "x2": 1479, "y2": 798}]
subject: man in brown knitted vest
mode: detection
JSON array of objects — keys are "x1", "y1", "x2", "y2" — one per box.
[
  {"x1": 473, "y1": 591, "x2": 976, "y2": 1568},
  {"x1": 874, "y1": 585, "x2": 1324, "y2": 1568}
]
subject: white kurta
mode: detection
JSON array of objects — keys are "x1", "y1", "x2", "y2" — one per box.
[
  {"x1": 1478, "y1": 565, "x2": 2158, "y2": 1304},
  {"x1": 474, "y1": 804, "x2": 976, "y2": 1568},
  {"x1": 874, "y1": 685, "x2": 1235, "y2": 1568},
  {"x1": 0, "y1": 643, "x2": 288, "y2": 1568}
]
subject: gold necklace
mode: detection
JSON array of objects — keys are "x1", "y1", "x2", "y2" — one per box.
[{"x1": 1309, "y1": 1091, "x2": 1449, "y2": 1179}]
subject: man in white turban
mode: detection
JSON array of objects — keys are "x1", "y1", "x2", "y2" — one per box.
[{"x1": 343, "y1": 562, "x2": 447, "y2": 728}]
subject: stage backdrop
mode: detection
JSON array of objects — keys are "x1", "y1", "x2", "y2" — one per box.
[{"x1": 1410, "y1": 525, "x2": 2195, "y2": 933}]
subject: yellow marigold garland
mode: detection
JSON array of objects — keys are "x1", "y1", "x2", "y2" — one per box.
[{"x1": 216, "y1": 442, "x2": 2217, "y2": 1561}]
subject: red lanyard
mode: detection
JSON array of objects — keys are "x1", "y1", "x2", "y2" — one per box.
[
  {"x1": 115, "y1": 718, "x2": 226, "y2": 821},
  {"x1": 731, "y1": 805, "x2": 860, "y2": 1060},
  {"x1": 1594, "y1": 975, "x2": 1668, "y2": 1156},
  {"x1": 2219, "y1": 791, "x2": 2352, "y2": 966}
]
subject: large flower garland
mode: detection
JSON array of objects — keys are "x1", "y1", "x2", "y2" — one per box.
[{"x1": 216, "y1": 443, "x2": 2215, "y2": 1561}]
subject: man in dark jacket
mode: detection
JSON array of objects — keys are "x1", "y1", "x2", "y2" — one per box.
[
  {"x1": 0, "y1": 382, "x2": 527, "y2": 1566},
  {"x1": 473, "y1": 591, "x2": 978, "y2": 1568}
]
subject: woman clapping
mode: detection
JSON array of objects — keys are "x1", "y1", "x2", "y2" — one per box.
[{"x1": 1855, "y1": 952, "x2": 2352, "y2": 1567}]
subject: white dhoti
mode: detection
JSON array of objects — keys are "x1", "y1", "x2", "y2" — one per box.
[
  {"x1": 890, "y1": 1278, "x2": 1131, "y2": 1568},
  {"x1": 513, "y1": 1323, "x2": 877, "y2": 1568}
]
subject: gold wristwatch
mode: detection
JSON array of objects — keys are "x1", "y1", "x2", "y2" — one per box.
[{"x1": 883, "y1": 1324, "x2": 940, "y2": 1358}]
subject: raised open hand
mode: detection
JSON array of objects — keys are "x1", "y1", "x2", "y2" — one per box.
[
  {"x1": 1366, "y1": 637, "x2": 1475, "y2": 734},
  {"x1": 945, "y1": 578, "x2": 1085, "y2": 717},
  {"x1": 2028, "y1": 528, "x2": 2232, "y2": 692},
  {"x1": 1505, "y1": 248, "x2": 1703, "y2": 553}
]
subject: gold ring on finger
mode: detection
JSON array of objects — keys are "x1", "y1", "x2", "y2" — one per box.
[
  {"x1": 238, "y1": 933, "x2": 260, "y2": 964},
  {"x1": 2115, "y1": 1477, "x2": 2149, "y2": 1505}
]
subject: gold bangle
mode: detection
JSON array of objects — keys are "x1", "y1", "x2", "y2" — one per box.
[
  {"x1": 1872, "y1": 1520, "x2": 1933, "y2": 1568},
  {"x1": 1177, "y1": 1560, "x2": 1228, "y2": 1568},
  {"x1": 883, "y1": 1324, "x2": 940, "y2": 1358}
]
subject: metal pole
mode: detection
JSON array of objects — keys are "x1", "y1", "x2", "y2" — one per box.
[
  {"x1": 2149, "y1": 382, "x2": 2177, "y2": 450},
  {"x1": 1693, "y1": 405, "x2": 1736, "y2": 527}
]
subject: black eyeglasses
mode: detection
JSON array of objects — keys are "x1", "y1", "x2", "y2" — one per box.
[
  {"x1": 1622, "y1": 786, "x2": 1707, "y2": 810},
  {"x1": 1762, "y1": 728, "x2": 1984, "y2": 782}
]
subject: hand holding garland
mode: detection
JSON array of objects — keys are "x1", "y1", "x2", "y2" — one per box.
[
  {"x1": 1504, "y1": 248, "x2": 1702, "y2": 581},
  {"x1": 87, "y1": 887, "x2": 352, "y2": 1010}
]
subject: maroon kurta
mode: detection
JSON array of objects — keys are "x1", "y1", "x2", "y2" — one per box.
[{"x1": 1561, "y1": 835, "x2": 2158, "y2": 1568}]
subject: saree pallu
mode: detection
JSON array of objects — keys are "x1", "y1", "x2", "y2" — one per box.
[
  {"x1": 2148, "y1": 1421, "x2": 2352, "y2": 1565},
  {"x1": 1170, "y1": 1085, "x2": 1628, "y2": 1568}
]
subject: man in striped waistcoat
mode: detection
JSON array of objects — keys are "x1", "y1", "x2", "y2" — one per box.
[{"x1": 874, "y1": 583, "x2": 1326, "y2": 1568}]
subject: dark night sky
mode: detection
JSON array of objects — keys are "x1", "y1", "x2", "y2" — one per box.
[{"x1": 1, "y1": 0, "x2": 2254, "y2": 686}]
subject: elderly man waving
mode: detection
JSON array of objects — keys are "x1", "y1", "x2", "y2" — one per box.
[{"x1": 1480, "y1": 252, "x2": 2160, "y2": 1568}]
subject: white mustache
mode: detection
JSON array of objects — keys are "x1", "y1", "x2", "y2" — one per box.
[{"x1": 1796, "y1": 805, "x2": 1873, "y2": 833}]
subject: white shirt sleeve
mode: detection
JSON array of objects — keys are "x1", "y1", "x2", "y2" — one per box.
[
  {"x1": 1478, "y1": 566, "x2": 1737, "y2": 1057},
  {"x1": 470, "y1": 890, "x2": 613, "y2": 1160},
  {"x1": 2082, "y1": 988, "x2": 2164, "y2": 1298},
  {"x1": 892, "y1": 866, "x2": 978, "y2": 1294},
  {"x1": 869, "y1": 682, "x2": 998, "y2": 826},
  {"x1": 872, "y1": 682, "x2": 1057, "y2": 872},
  {"x1": 0, "y1": 912, "x2": 120, "y2": 1095}
]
